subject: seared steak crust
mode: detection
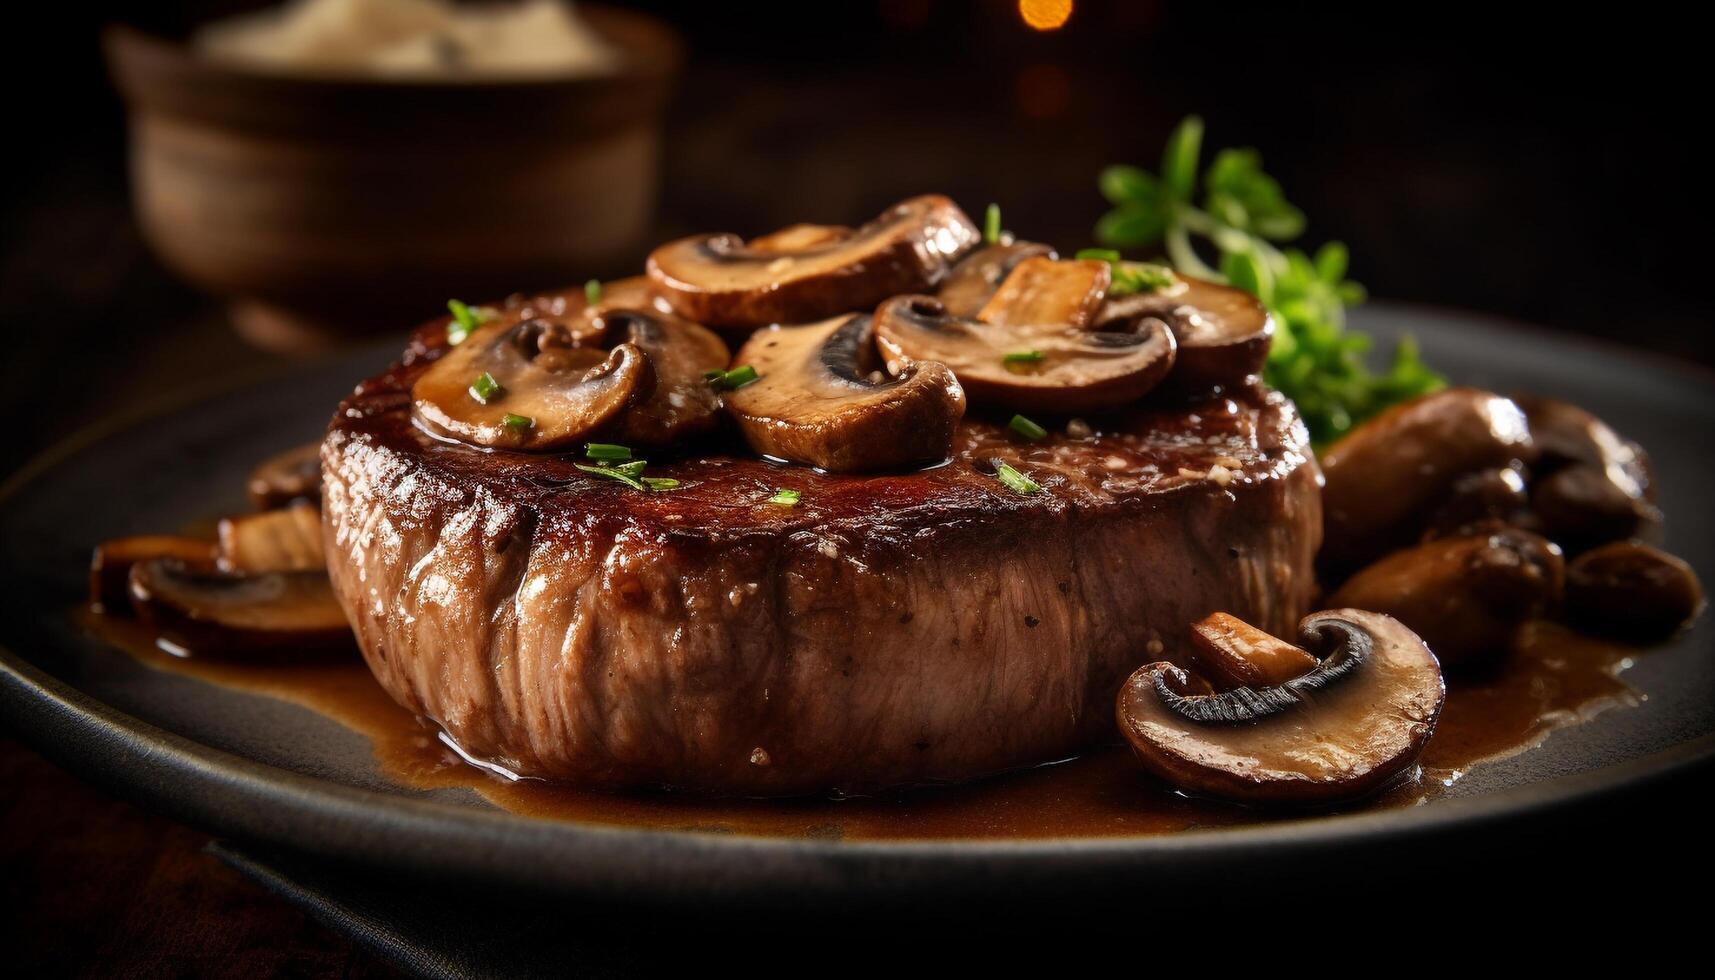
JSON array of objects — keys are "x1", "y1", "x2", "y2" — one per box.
[{"x1": 322, "y1": 328, "x2": 1321, "y2": 795}]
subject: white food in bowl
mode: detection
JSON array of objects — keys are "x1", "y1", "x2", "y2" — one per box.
[{"x1": 195, "y1": 0, "x2": 621, "y2": 78}]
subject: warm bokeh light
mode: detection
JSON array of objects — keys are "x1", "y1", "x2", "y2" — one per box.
[{"x1": 1018, "y1": 0, "x2": 1073, "y2": 31}]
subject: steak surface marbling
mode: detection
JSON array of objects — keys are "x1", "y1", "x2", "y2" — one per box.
[{"x1": 321, "y1": 329, "x2": 1322, "y2": 795}]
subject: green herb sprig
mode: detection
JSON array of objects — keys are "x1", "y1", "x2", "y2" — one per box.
[
  {"x1": 1093, "y1": 116, "x2": 1444, "y2": 443},
  {"x1": 705, "y1": 365, "x2": 759, "y2": 390}
]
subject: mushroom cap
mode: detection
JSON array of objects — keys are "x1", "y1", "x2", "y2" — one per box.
[
  {"x1": 90, "y1": 535, "x2": 218, "y2": 613},
  {"x1": 645, "y1": 194, "x2": 982, "y2": 331},
  {"x1": 1566, "y1": 541, "x2": 1704, "y2": 641},
  {"x1": 874, "y1": 257, "x2": 1178, "y2": 414},
  {"x1": 217, "y1": 502, "x2": 325, "y2": 574},
  {"x1": 1117, "y1": 609, "x2": 1446, "y2": 805},
  {"x1": 413, "y1": 318, "x2": 651, "y2": 451},
  {"x1": 1319, "y1": 388, "x2": 1537, "y2": 570},
  {"x1": 722, "y1": 313, "x2": 967, "y2": 472},
  {"x1": 1327, "y1": 527, "x2": 1564, "y2": 667},
  {"x1": 1099, "y1": 274, "x2": 1274, "y2": 393},
  {"x1": 128, "y1": 558, "x2": 352, "y2": 655},
  {"x1": 412, "y1": 298, "x2": 729, "y2": 451}
]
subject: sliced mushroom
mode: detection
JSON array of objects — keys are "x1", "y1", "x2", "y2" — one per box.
[
  {"x1": 589, "y1": 308, "x2": 731, "y2": 445},
  {"x1": 217, "y1": 502, "x2": 325, "y2": 573},
  {"x1": 89, "y1": 536, "x2": 218, "y2": 613},
  {"x1": 1099, "y1": 274, "x2": 1274, "y2": 393},
  {"x1": 646, "y1": 195, "x2": 981, "y2": 330},
  {"x1": 935, "y1": 241, "x2": 1057, "y2": 317},
  {"x1": 722, "y1": 313, "x2": 966, "y2": 472},
  {"x1": 1117, "y1": 609, "x2": 1445, "y2": 804},
  {"x1": 414, "y1": 316, "x2": 650, "y2": 451},
  {"x1": 873, "y1": 258, "x2": 1177, "y2": 413},
  {"x1": 128, "y1": 558, "x2": 352, "y2": 655},
  {"x1": 247, "y1": 443, "x2": 322, "y2": 510},
  {"x1": 1327, "y1": 527, "x2": 1564, "y2": 667},
  {"x1": 1320, "y1": 388, "x2": 1536, "y2": 570},
  {"x1": 1565, "y1": 542, "x2": 1704, "y2": 641}
]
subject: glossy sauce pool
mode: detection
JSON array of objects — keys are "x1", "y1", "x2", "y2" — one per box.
[{"x1": 82, "y1": 612, "x2": 1641, "y2": 840}]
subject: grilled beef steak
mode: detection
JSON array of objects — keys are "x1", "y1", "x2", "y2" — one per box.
[{"x1": 321, "y1": 327, "x2": 1321, "y2": 795}]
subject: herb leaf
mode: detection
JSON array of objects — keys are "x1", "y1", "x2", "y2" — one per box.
[
  {"x1": 1093, "y1": 117, "x2": 1446, "y2": 444},
  {"x1": 767, "y1": 488, "x2": 802, "y2": 506},
  {"x1": 994, "y1": 461, "x2": 1041, "y2": 495}
]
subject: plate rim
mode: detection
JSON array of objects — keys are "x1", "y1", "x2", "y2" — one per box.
[{"x1": 4, "y1": 304, "x2": 1713, "y2": 899}]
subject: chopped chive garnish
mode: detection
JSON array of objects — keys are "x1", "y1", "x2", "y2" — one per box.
[
  {"x1": 469, "y1": 372, "x2": 502, "y2": 404},
  {"x1": 767, "y1": 488, "x2": 802, "y2": 506},
  {"x1": 1009, "y1": 414, "x2": 1047, "y2": 441},
  {"x1": 1107, "y1": 261, "x2": 1177, "y2": 297},
  {"x1": 585, "y1": 442, "x2": 632, "y2": 462},
  {"x1": 1075, "y1": 247, "x2": 1122, "y2": 262},
  {"x1": 575, "y1": 463, "x2": 647, "y2": 491},
  {"x1": 983, "y1": 203, "x2": 1002, "y2": 245},
  {"x1": 446, "y1": 299, "x2": 478, "y2": 345},
  {"x1": 994, "y1": 461, "x2": 1041, "y2": 495},
  {"x1": 585, "y1": 278, "x2": 602, "y2": 304},
  {"x1": 610, "y1": 460, "x2": 647, "y2": 479},
  {"x1": 709, "y1": 365, "x2": 759, "y2": 390},
  {"x1": 642, "y1": 477, "x2": 681, "y2": 491},
  {"x1": 501, "y1": 413, "x2": 533, "y2": 430},
  {"x1": 1003, "y1": 350, "x2": 1045, "y2": 365}
]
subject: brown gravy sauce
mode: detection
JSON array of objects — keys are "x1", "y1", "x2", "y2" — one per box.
[{"x1": 82, "y1": 611, "x2": 1641, "y2": 840}]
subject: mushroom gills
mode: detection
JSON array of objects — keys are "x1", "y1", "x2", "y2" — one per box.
[
  {"x1": 1117, "y1": 609, "x2": 1446, "y2": 805},
  {"x1": 722, "y1": 313, "x2": 966, "y2": 472},
  {"x1": 647, "y1": 195, "x2": 982, "y2": 331},
  {"x1": 874, "y1": 257, "x2": 1177, "y2": 414}
]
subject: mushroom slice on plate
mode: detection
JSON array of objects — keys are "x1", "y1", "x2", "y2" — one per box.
[
  {"x1": 1565, "y1": 541, "x2": 1704, "y2": 641},
  {"x1": 588, "y1": 308, "x2": 731, "y2": 445},
  {"x1": 218, "y1": 501, "x2": 325, "y2": 573},
  {"x1": 874, "y1": 257, "x2": 1177, "y2": 413},
  {"x1": 414, "y1": 314, "x2": 649, "y2": 451},
  {"x1": 128, "y1": 558, "x2": 352, "y2": 655},
  {"x1": 723, "y1": 313, "x2": 966, "y2": 472},
  {"x1": 1117, "y1": 609, "x2": 1445, "y2": 805},
  {"x1": 935, "y1": 241, "x2": 1057, "y2": 317},
  {"x1": 1099, "y1": 274, "x2": 1274, "y2": 393},
  {"x1": 247, "y1": 442, "x2": 322, "y2": 510},
  {"x1": 646, "y1": 195, "x2": 982, "y2": 330},
  {"x1": 1327, "y1": 527, "x2": 1564, "y2": 667},
  {"x1": 1319, "y1": 388, "x2": 1537, "y2": 570},
  {"x1": 89, "y1": 536, "x2": 219, "y2": 613}
]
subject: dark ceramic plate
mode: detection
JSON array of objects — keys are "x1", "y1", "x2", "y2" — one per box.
[{"x1": 3, "y1": 304, "x2": 1713, "y2": 903}]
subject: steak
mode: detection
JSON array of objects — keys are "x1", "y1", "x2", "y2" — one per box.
[{"x1": 321, "y1": 327, "x2": 1322, "y2": 795}]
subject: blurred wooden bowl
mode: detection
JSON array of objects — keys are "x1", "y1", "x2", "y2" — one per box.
[{"x1": 103, "y1": 6, "x2": 680, "y2": 351}]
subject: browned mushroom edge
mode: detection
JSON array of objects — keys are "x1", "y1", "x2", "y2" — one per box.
[
  {"x1": 1117, "y1": 609, "x2": 1445, "y2": 805},
  {"x1": 1327, "y1": 527, "x2": 1564, "y2": 668},
  {"x1": 722, "y1": 313, "x2": 967, "y2": 472},
  {"x1": 873, "y1": 256, "x2": 1177, "y2": 414},
  {"x1": 646, "y1": 194, "x2": 982, "y2": 331}
]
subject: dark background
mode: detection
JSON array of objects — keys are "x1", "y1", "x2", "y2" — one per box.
[{"x1": 4, "y1": 2, "x2": 1712, "y2": 974}]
